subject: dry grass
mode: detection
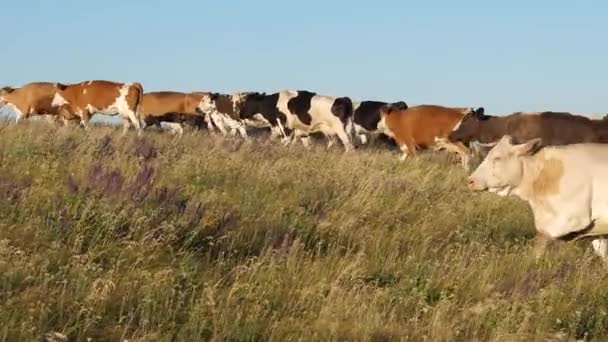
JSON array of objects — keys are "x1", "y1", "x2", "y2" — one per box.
[{"x1": 0, "y1": 122, "x2": 606, "y2": 341}]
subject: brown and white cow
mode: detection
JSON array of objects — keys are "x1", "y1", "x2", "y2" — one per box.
[
  {"x1": 197, "y1": 92, "x2": 257, "y2": 138},
  {"x1": 52, "y1": 80, "x2": 144, "y2": 133},
  {"x1": 0, "y1": 82, "x2": 78, "y2": 124},
  {"x1": 140, "y1": 91, "x2": 212, "y2": 135},
  {"x1": 380, "y1": 104, "x2": 484, "y2": 169}
]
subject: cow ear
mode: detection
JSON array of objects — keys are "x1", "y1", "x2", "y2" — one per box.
[
  {"x1": 471, "y1": 140, "x2": 496, "y2": 157},
  {"x1": 0, "y1": 86, "x2": 15, "y2": 94},
  {"x1": 476, "y1": 141, "x2": 498, "y2": 148},
  {"x1": 475, "y1": 107, "x2": 485, "y2": 116},
  {"x1": 515, "y1": 138, "x2": 542, "y2": 156},
  {"x1": 393, "y1": 101, "x2": 408, "y2": 110},
  {"x1": 499, "y1": 134, "x2": 514, "y2": 145},
  {"x1": 380, "y1": 104, "x2": 393, "y2": 115},
  {"x1": 55, "y1": 83, "x2": 68, "y2": 91}
]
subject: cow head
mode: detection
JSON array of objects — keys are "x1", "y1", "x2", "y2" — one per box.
[
  {"x1": 230, "y1": 92, "x2": 252, "y2": 114},
  {"x1": 198, "y1": 92, "x2": 220, "y2": 113},
  {"x1": 54, "y1": 83, "x2": 69, "y2": 91},
  {"x1": 0, "y1": 87, "x2": 15, "y2": 104},
  {"x1": 468, "y1": 135, "x2": 542, "y2": 196},
  {"x1": 380, "y1": 101, "x2": 408, "y2": 116},
  {"x1": 49, "y1": 83, "x2": 71, "y2": 108},
  {"x1": 448, "y1": 107, "x2": 486, "y2": 143},
  {"x1": 239, "y1": 92, "x2": 267, "y2": 119}
]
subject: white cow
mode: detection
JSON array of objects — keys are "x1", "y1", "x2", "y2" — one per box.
[{"x1": 468, "y1": 135, "x2": 608, "y2": 260}]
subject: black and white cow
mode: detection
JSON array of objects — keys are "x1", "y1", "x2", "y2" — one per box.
[
  {"x1": 351, "y1": 100, "x2": 408, "y2": 145},
  {"x1": 199, "y1": 90, "x2": 355, "y2": 150},
  {"x1": 240, "y1": 90, "x2": 355, "y2": 150}
]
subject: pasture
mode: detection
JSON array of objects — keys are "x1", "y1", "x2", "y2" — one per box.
[{"x1": 1, "y1": 122, "x2": 607, "y2": 341}]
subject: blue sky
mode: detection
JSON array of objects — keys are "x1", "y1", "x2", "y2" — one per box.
[{"x1": 1, "y1": 0, "x2": 607, "y2": 117}]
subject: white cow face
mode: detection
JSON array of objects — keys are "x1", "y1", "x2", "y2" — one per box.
[
  {"x1": 468, "y1": 135, "x2": 542, "y2": 196},
  {"x1": 198, "y1": 93, "x2": 218, "y2": 113}
]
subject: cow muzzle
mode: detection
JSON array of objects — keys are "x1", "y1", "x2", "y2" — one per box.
[{"x1": 467, "y1": 176, "x2": 487, "y2": 191}]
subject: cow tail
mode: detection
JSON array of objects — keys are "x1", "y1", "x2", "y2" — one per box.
[
  {"x1": 332, "y1": 97, "x2": 354, "y2": 139},
  {"x1": 133, "y1": 82, "x2": 145, "y2": 128}
]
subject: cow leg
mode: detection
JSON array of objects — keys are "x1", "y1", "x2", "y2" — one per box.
[
  {"x1": 398, "y1": 140, "x2": 417, "y2": 161},
  {"x1": 204, "y1": 112, "x2": 218, "y2": 133},
  {"x1": 433, "y1": 138, "x2": 472, "y2": 171},
  {"x1": 591, "y1": 239, "x2": 608, "y2": 261},
  {"x1": 62, "y1": 117, "x2": 80, "y2": 127},
  {"x1": 210, "y1": 112, "x2": 228, "y2": 136},
  {"x1": 326, "y1": 136, "x2": 336, "y2": 149},
  {"x1": 118, "y1": 117, "x2": 130, "y2": 134},
  {"x1": 123, "y1": 109, "x2": 142, "y2": 136},
  {"x1": 13, "y1": 108, "x2": 25, "y2": 123},
  {"x1": 283, "y1": 130, "x2": 297, "y2": 146},
  {"x1": 224, "y1": 117, "x2": 243, "y2": 138},
  {"x1": 532, "y1": 233, "x2": 550, "y2": 260},
  {"x1": 278, "y1": 126, "x2": 296, "y2": 146},
  {"x1": 359, "y1": 134, "x2": 368, "y2": 145},
  {"x1": 456, "y1": 142, "x2": 472, "y2": 171},
  {"x1": 367, "y1": 134, "x2": 381, "y2": 146},
  {"x1": 335, "y1": 130, "x2": 354, "y2": 152},
  {"x1": 237, "y1": 124, "x2": 248, "y2": 139},
  {"x1": 164, "y1": 122, "x2": 184, "y2": 135},
  {"x1": 143, "y1": 116, "x2": 160, "y2": 131},
  {"x1": 80, "y1": 111, "x2": 92, "y2": 131},
  {"x1": 43, "y1": 115, "x2": 59, "y2": 125},
  {"x1": 301, "y1": 136, "x2": 311, "y2": 148},
  {"x1": 269, "y1": 126, "x2": 282, "y2": 140},
  {"x1": 399, "y1": 145, "x2": 410, "y2": 161}
]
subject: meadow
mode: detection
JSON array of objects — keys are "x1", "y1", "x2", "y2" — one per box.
[{"x1": 1, "y1": 122, "x2": 608, "y2": 342}]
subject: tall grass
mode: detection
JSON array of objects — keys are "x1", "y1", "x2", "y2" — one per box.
[{"x1": 0, "y1": 122, "x2": 606, "y2": 341}]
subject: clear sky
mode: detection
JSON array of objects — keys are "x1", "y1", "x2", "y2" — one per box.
[{"x1": 2, "y1": 0, "x2": 607, "y2": 117}]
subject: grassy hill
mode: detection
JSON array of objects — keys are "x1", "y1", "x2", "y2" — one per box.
[{"x1": 1, "y1": 122, "x2": 607, "y2": 341}]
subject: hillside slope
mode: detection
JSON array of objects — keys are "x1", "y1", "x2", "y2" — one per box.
[{"x1": 0, "y1": 123, "x2": 606, "y2": 341}]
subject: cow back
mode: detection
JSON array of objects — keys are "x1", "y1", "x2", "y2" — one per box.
[{"x1": 383, "y1": 105, "x2": 467, "y2": 147}]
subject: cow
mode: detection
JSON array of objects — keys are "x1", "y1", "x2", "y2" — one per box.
[
  {"x1": 468, "y1": 135, "x2": 608, "y2": 261},
  {"x1": 448, "y1": 110, "x2": 603, "y2": 148},
  {"x1": 238, "y1": 90, "x2": 355, "y2": 151},
  {"x1": 197, "y1": 92, "x2": 256, "y2": 138},
  {"x1": 51, "y1": 80, "x2": 144, "y2": 134},
  {"x1": 379, "y1": 104, "x2": 482, "y2": 169},
  {"x1": 140, "y1": 91, "x2": 213, "y2": 135},
  {"x1": 352, "y1": 100, "x2": 407, "y2": 145},
  {"x1": 0, "y1": 82, "x2": 78, "y2": 124}
]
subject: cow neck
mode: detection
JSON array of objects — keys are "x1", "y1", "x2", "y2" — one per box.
[
  {"x1": 512, "y1": 151, "x2": 545, "y2": 202},
  {"x1": 479, "y1": 116, "x2": 507, "y2": 143},
  {"x1": 593, "y1": 117, "x2": 608, "y2": 129}
]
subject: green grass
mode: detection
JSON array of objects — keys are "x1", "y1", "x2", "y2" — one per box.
[{"x1": 0, "y1": 122, "x2": 606, "y2": 341}]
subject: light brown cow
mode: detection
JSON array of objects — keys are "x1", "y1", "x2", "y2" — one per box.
[
  {"x1": 380, "y1": 104, "x2": 483, "y2": 169},
  {"x1": 140, "y1": 91, "x2": 212, "y2": 135},
  {"x1": 52, "y1": 80, "x2": 144, "y2": 133},
  {"x1": 0, "y1": 82, "x2": 78, "y2": 123}
]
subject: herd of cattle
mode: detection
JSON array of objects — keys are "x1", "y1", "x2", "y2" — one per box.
[{"x1": 3, "y1": 79, "x2": 608, "y2": 262}]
